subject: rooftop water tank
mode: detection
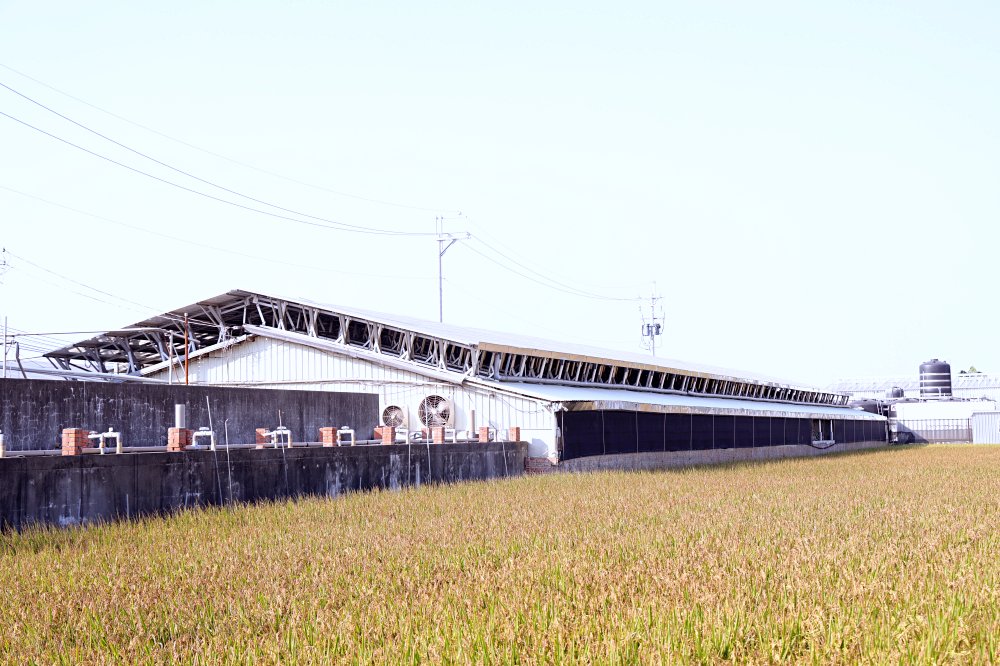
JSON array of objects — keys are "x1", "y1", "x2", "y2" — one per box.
[
  {"x1": 888, "y1": 386, "x2": 905, "y2": 399},
  {"x1": 919, "y1": 359, "x2": 952, "y2": 398}
]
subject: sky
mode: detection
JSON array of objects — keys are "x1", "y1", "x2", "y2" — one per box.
[{"x1": 1, "y1": 1, "x2": 998, "y2": 387}]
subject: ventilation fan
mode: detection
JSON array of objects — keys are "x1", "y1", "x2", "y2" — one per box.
[
  {"x1": 382, "y1": 405, "x2": 407, "y2": 428},
  {"x1": 418, "y1": 395, "x2": 453, "y2": 427}
]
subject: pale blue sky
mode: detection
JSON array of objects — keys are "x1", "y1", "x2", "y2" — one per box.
[{"x1": 1, "y1": 1, "x2": 997, "y2": 385}]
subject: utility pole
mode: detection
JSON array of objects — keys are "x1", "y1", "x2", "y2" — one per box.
[
  {"x1": 436, "y1": 217, "x2": 469, "y2": 323},
  {"x1": 183, "y1": 313, "x2": 190, "y2": 386},
  {"x1": 640, "y1": 284, "x2": 663, "y2": 357},
  {"x1": 1, "y1": 249, "x2": 8, "y2": 378}
]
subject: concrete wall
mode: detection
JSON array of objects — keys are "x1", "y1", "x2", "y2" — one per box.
[
  {"x1": 558, "y1": 440, "x2": 889, "y2": 473},
  {"x1": 0, "y1": 378, "x2": 378, "y2": 451},
  {"x1": 0, "y1": 441, "x2": 527, "y2": 530}
]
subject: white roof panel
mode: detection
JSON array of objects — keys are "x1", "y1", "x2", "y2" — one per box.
[{"x1": 282, "y1": 291, "x2": 819, "y2": 390}]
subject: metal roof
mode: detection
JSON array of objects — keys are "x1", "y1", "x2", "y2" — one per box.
[
  {"x1": 827, "y1": 373, "x2": 1000, "y2": 393},
  {"x1": 44, "y1": 288, "x2": 849, "y2": 406},
  {"x1": 493, "y1": 383, "x2": 883, "y2": 420},
  {"x1": 251, "y1": 291, "x2": 811, "y2": 387}
]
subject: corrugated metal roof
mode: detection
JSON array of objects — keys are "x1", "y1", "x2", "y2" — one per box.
[
  {"x1": 828, "y1": 373, "x2": 1000, "y2": 393},
  {"x1": 276, "y1": 291, "x2": 820, "y2": 390},
  {"x1": 46, "y1": 288, "x2": 832, "y2": 394}
]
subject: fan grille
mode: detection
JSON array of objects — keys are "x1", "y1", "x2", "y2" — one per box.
[
  {"x1": 418, "y1": 395, "x2": 452, "y2": 427},
  {"x1": 382, "y1": 405, "x2": 406, "y2": 428}
]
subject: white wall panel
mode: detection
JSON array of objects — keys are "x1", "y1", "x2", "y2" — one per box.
[{"x1": 148, "y1": 336, "x2": 559, "y2": 454}]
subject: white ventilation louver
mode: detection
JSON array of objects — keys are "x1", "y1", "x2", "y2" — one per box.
[
  {"x1": 418, "y1": 395, "x2": 453, "y2": 427},
  {"x1": 381, "y1": 405, "x2": 407, "y2": 428}
]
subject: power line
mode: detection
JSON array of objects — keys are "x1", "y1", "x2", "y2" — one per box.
[
  {"x1": 4, "y1": 324, "x2": 72, "y2": 344},
  {"x1": 5, "y1": 260, "x2": 155, "y2": 315},
  {"x1": 2, "y1": 250, "x2": 211, "y2": 328},
  {"x1": 0, "y1": 185, "x2": 438, "y2": 282},
  {"x1": 0, "y1": 62, "x2": 459, "y2": 215},
  {"x1": 1, "y1": 81, "x2": 442, "y2": 237},
  {"x1": 468, "y1": 236, "x2": 639, "y2": 302},
  {"x1": 462, "y1": 240, "x2": 640, "y2": 302},
  {"x1": 442, "y1": 277, "x2": 640, "y2": 346},
  {"x1": 0, "y1": 108, "x2": 437, "y2": 238},
  {"x1": 1, "y1": 77, "x2": 646, "y2": 306},
  {"x1": 4, "y1": 249, "x2": 157, "y2": 312},
  {"x1": 463, "y1": 216, "x2": 637, "y2": 292}
]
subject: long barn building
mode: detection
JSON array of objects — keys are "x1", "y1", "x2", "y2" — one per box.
[{"x1": 44, "y1": 290, "x2": 887, "y2": 470}]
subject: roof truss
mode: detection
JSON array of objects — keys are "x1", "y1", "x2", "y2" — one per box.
[{"x1": 45, "y1": 290, "x2": 849, "y2": 407}]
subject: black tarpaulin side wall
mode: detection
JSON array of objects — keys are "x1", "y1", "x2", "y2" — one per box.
[{"x1": 560, "y1": 410, "x2": 886, "y2": 461}]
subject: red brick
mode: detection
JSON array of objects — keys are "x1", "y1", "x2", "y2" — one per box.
[
  {"x1": 431, "y1": 426, "x2": 445, "y2": 444},
  {"x1": 255, "y1": 428, "x2": 269, "y2": 449},
  {"x1": 478, "y1": 426, "x2": 490, "y2": 443},
  {"x1": 61, "y1": 428, "x2": 89, "y2": 456},
  {"x1": 319, "y1": 427, "x2": 337, "y2": 447},
  {"x1": 167, "y1": 427, "x2": 193, "y2": 452},
  {"x1": 380, "y1": 426, "x2": 395, "y2": 445},
  {"x1": 508, "y1": 426, "x2": 521, "y2": 442}
]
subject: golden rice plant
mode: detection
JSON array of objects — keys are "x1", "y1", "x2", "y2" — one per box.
[{"x1": 0, "y1": 444, "x2": 998, "y2": 663}]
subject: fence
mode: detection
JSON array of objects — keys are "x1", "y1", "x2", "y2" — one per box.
[
  {"x1": 891, "y1": 418, "x2": 972, "y2": 444},
  {"x1": 971, "y1": 412, "x2": 1000, "y2": 444}
]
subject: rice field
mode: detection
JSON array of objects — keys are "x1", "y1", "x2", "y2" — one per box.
[{"x1": 1, "y1": 444, "x2": 999, "y2": 663}]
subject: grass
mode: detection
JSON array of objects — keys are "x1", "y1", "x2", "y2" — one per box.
[{"x1": 1, "y1": 445, "x2": 999, "y2": 663}]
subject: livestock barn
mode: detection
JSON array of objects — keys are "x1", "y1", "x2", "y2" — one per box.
[{"x1": 44, "y1": 289, "x2": 887, "y2": 470}]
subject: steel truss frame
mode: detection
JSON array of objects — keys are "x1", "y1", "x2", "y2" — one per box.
[{"x1": 45, "y1": 290, "x2": 848, "y2": 407}]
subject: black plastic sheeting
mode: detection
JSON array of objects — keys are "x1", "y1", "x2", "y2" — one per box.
[{"x1": 558, "y1": 410, "x2": 886, "y2": 461}]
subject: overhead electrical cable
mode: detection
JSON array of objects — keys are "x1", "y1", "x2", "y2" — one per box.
[
  {"x1": 5, "y1": 326, "x2": 71, "y2": 346},
  {"x1": 467, "y1": 236, "x2": 639, "y2": 302},
  {"x1": 463, "y1": 216, "x2": 638, "y2": 292},
  {"x1": 461, "y1": 242, "x2": 640, "y2": 302},
  {"x1": 0, "y1": 185, "x2": 437, "y2": 282},
  {"x1": 3, "y1": 250, "x2": 215, "y2": 328},
  {"x1": 443, "y1": 278, "x2": 639, "y2": 345},
  {"x1": 0, "y1": 108, "x2": 436, "y2": 237},
  {"x1": 5, "y1": 249, "x2": 161, "y2": 312},
  {"x1": 0, "y1": 63, "x2": 459, "y2": 214},
  {"x1": 5, "y1": 263, "x2": 152, "y2": 314},
  {"x1": 0, "y1": 81, "x2": 439, "y2": 237}
]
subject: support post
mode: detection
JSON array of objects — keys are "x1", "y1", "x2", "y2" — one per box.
[
  {"x1": 435, "y1": 218, "x2": 469, "y2": 323},
  {"x1": 183, "y1": 313, "x2": 190, "y2": 385}
]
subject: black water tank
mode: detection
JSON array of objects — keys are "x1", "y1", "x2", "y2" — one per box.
[
  {"x1": 888, "y1": 387, "x2": 905, "y2": 399},
  {"x1": 919, "y1": 358, "x2": 952, "y2": 398}
]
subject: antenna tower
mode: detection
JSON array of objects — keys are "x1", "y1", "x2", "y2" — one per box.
[{"x1": 639, "y1": 284, "x2": 664, "y2": 357}]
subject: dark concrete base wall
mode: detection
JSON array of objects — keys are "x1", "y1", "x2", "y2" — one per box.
[
  {"x1": 0, "y1": 378, "x2": 378, "y2": 451},
  {"x1": 558, "y1": 440, "x2": 889, "y2": 473},
  {"x1": 0, "y1": 441, "x2": 527, "y2": 530}
]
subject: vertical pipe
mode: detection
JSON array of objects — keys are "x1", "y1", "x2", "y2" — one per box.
[
  {"x1": 167, "y1": 330, "x2": 174, "y2": 385},
  {"x1": 183, "y1": 312, "x2": 190, "y2": 386},
  {"x1": 438, "y1": 235, "x2": 444, "y2": 323},
  {"x1": 650, "y1": 297, "x2": 656, "y2": 358},
  {"x1": 2, "y1": 316, "x2": 7, "y2": 379}
]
